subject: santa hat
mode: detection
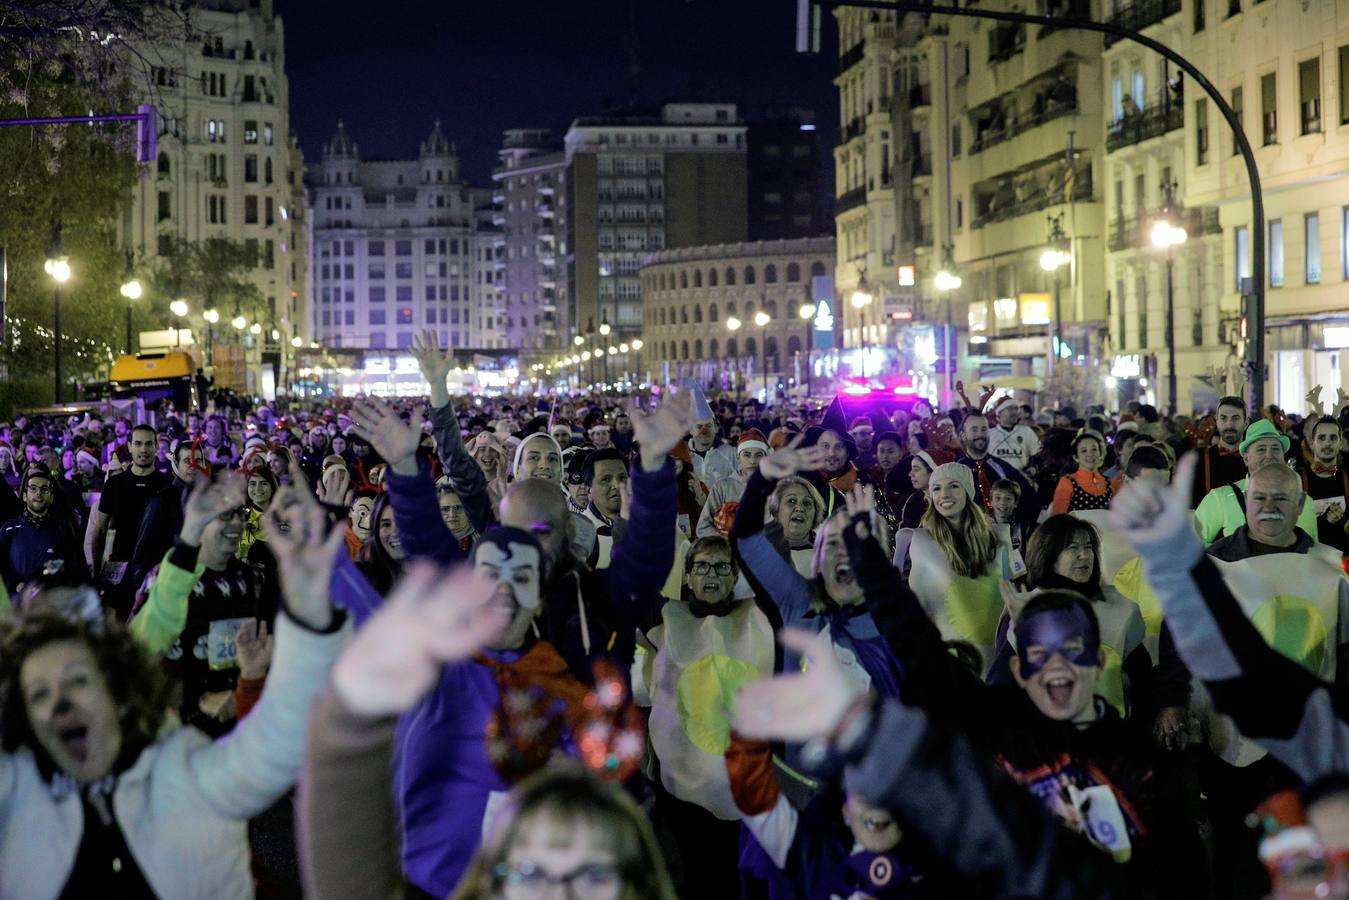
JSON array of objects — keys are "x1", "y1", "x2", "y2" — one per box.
[
  {"x1": 986, "y1": 394, "x2": 1014, "y2": 415},
  {"x1": 76, "y1": 448, "x2": 99, "y2": 469},
  {"x1": 736, "y1": 428, "x2": 769, "y2": 455},
  {"x1": 914, "y1": 449, "x2": 953, "y2": 472}
]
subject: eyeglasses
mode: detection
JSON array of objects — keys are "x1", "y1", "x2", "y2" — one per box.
[
  {"x1": 494, "y1": 861, "x2": 624, "y2": 900},
  {"x1": 690, "y1": 560, "x2": 734, "y2": 576},
  {"x1": 217, "y1": 506, "x2": 249, "y2": 522},
  {"x1": 25, "y1": 484, "x2": 53, "y2": 495}
]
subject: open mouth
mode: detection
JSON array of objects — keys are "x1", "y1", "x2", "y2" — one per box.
[
  {"x1": 1044, "y1": 675, "x2": 1075, "y2": 707},
  {"x1": 57, "y1": 723, "x2": 90, "y2": 762},
  {"x1": 789, "y1": 512, "x2": 808, "y2": 524},
  {"x1": 833, "y1": 563, "x2": 854, "y2": 585},
  {"x1": 222, "y1": 527, "x2": 243, "y2": 542},
  {"x1": 700, "y1": 579, "x2": 722, "y2": 593},
  {"x1": 862, "y1": 814, "x2": 893, "y2": 832}
]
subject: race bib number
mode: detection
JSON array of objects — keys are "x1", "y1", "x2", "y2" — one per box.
[
  {"x1": 1069, "y1": 784, "x2": 1133, "y2": 861},
  {"x1": 206, "y1": 617, "x2": 250, "y2": 671},
  {"x1": 1007, "y1": 547, "x2": 1027, "y2": 580}
]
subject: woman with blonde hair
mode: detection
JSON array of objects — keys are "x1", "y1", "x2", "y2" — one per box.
[{"x1": 907, "y1": 462, "x2": 1006, "y2": 672}]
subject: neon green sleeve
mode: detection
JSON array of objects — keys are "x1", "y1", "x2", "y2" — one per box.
[{"x1": 128, "y1": 546, "x2": 206, "y2": 656}]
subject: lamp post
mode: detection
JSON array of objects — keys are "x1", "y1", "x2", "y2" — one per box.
[
  {"x1": 1152, "y1": 181, "x2": 1188, "y2": 416},
  {"x1": 631, "y1": 338, "x2": 644, "y2": 386},
  {"x1": 726, "y1": 316, "x2": 742, "y2": 399},
  {"x1": 44, "y1": 234, "x2": 71, "y2": 404},
  {"x1": 1039, "y1": 215, "x2": 1071, "y2": 378},
  {"x1": 754, "y1": 311, "x2": 771, "y2": 397},
  {"x1": 850, "y1": 277, "x2": 874, "y2": 378},
  {"x1": 934, "y1": 266, "x2": 962, "y2": 410},
  {"x1": 120, "y1": 258, "x2": 142, "y2": 356},
  {"x1": 599, "y1": 316, "x2": 611, "y2": 391},
  {"x1": 169, "y1": 299, "x2": 189, "y2": 348},
  {"x1": 204, "y1": 308, "x2": 219, "y2": 366},
  {"x1": 798, "y1": 301, "x2": 816, "y2": 397}
]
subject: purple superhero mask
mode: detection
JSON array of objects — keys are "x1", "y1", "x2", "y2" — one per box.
[{"x1": 1013, "y1": 604, "x2": 1100, "y2": 677}]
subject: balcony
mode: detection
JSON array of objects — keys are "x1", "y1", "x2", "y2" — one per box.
[
  {"x1": 971, "y1": 91, "x2": 1078, "y2": 155},
  {"x1": 909, "y1": 83, "x2": 932, "y2": 109},
  {"x1": 912, "y1": 153, "x2": 933, "y2": 177},
  {"x1": 915, "y1": 223, "x2": 934, "y2": 245},
  {"x1": 838, "y1": 42, "x2": 865, "y2": 74},
  {"x1": 837, "y1": 116, "x2": 865, "y2": 147},
  {"x1": 837, "y1": 186, "x2": 866, "y2": 214},
  {"x1": 1106, "y1": 95, "x2": 1184, "y2": 152},
  {"x1": 987, "y1": 24, "x2": 1027, "y2": 64},
  {"x1": 1039, "y1": 0, "x2": 1093, "y2": 37},
  {"x1": 1104, "y1": 0, "x2": 1182, "y2": 46},
  {"x1": 1107, "y1": 207, "x2": 1222, "y2": 252},
  {"x1": 972, "y1": 178, "x2": 1093, "y2": 230}
]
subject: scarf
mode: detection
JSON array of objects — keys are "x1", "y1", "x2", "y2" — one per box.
[
  {"x1": 829, "y1": 463, "x2": 859, "y2": 494},
  {"x1": 477, "y1": 641, "x2": 591, "y2": 784}
]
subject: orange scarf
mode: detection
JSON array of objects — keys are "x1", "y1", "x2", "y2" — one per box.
[{"x1": 477, "y1": 641, "x2": 591, "y2": 783}]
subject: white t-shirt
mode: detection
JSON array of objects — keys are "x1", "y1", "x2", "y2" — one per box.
[{"x1": 988, "y1": 424, "x2": 1040, "y2": 471}]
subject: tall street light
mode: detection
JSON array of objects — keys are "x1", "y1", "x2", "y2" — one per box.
[
  {"x1": 850, "y1": 277, "x2": 874, "y2": 378},
  {"x1": 119, "y1": 276, "x2": 141, "y2": 356},
  {"x1": 754, "y1": 311, "x2": 771, "y2": 397},
  {"x1": 934, "y1": 266, "x2": 962, "y2": 409},
  {"x1": 169, "y1": 299, "x2": 189, "y2": 348},
  {"x1": 799, "y1": 301, "x2": 816, "y2": 397},
  {"x1": 726, "y1": 316, "x2": 742, "y2": 399},
  {"x1": 631, "y1": 338, "x2": 644, "y2": 386},
  {"x1": 599, "y1": 315, "x2": 611, "y2": 392},
  {"x1": 204, "y1": 308, "x2": 219, "y2": 366},
  {"x1": 44, "y1": 239, "x2": 71, "y2": 404},
  {"x1": 1039, "y1": 214, "x2": 1071, "y2": 378},
  {"x1": 1152, "y1": 181, "x2": 1189, "y2": 416}
]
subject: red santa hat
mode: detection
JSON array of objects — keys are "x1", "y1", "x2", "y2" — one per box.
[{"x1": 736, "y1": 428, "x2": 770, "y2": 455}]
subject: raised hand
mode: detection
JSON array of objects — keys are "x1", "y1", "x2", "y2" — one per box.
[
  {"x1": 999, "y1": 578, "x2": 1040, "y2": 624},
  {"x1": 411, "y1": 329, "x2": 453, "y2": 407},
  {"x1": 330, "y1": 563, "x2": 509, "y2": 717},
  {"x1": 842, "y1": 484, "x2": 876, "y2": 538},
  {"x1": 1108, "y1": 452, "x2": 1197, "y2": 551},
  {"x1": 732, "y1": 629, "x2": 868, "y2": 743},
  {"x1": 629, "y1": 389, "x2": 694, "y2": 472},
  {"x1": 263, "y1": 462, "x2": 348, "y2": 631},
  {"x1": 235, "y1": 618, "x2": 273, "y2": 680},
  {"x1": 318, "y1": 464, "x2": 353, "y2": 507},
  {"x1": 758, "y1": 432, "x2": 828, "y2": 481},
  {"x1": 180, "y1": 473, "x2": 247, "y2": 546},
  {"x1": 348, "y1": 397, "x2": 425, "y2": 476},
  {"x1": 1153, "y1": 705, "x2": 1191, "y2": 752}
]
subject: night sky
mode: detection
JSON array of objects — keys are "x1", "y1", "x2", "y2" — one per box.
[{"x1": 278, "y1": 0, "x2": 839, "y2": 185}]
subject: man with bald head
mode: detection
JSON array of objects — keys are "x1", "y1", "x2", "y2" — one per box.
[{"x1": 1209, "y1": 463, "x2": 1313, "y2": 558}]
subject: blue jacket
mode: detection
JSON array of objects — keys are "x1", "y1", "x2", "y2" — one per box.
[{"x1": 0, "y1": 512, "x2": 86, "y2": 593}]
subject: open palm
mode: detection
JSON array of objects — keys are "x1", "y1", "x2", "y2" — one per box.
[
  {"x1": 411, "y1": 328, "x2": 452, "y2": 386},
  {"x1": 629, "y1": 390, "x2": 694, "y2": 464},
  {"x1": 759, "y1": 432, "x2": 828, "y2": 481},
  {"x1": 732, "y1": 629, "x2": 867, "y2": 743},
  {"x1": 349, "y1": 397, "x2": 424, "y2": 472}
]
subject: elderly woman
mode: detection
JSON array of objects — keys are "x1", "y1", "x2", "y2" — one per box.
[{"x1": 0, "y1": 502, "x2": 346, "y2": 898}]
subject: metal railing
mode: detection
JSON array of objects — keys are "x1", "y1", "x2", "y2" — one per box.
[
  {"x1": 1106, "y1": 96, "x2": 1184, "y2": 152},
  {"x1": 972, "y1": 179, "x2": 1093, "y2": 229},
  {"x1": 1104, "y1": 0, "x2": 1183, "y2": 45},
  {"x1": 970, "y1": 93, "x2": 1078, "y2": 154},
  {"x1": 838, "y1": 42, "x2": 865, "y2": 73},
  {"x1": 837, "y1": 186, "x2": 867, "y2": 214}
]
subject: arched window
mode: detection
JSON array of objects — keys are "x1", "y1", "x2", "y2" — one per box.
[
  {"x1": 709, "y1": 303, "x2": 719, "y2": 322},
  {"x1": 766, "y1": 300, "x2": 778, "y2": 318},
  {"x1": 786, "y1": 262, "x2": 801, "y2": 282},
  {"x1": 744, "y1": 266, "x2": 757, "y2": 285},
  {"x1": 745, "y1": 301, "x2": 755, "y2": 319},
  {"x1": 658, "y1": 273, "x2": 666, "y2": 291},
  {"x1": 693, "y1": 305, "x2": 703, "y2": 323},
  {"x1": 810, "y1": 261, "x2": 827, "y2": 277},
  {"x1": 726, "y1": 267, "x2": 737, "y2": 286},
  {"x1": 764, "y1": 264, "x2": 778, "y2": 283},
  {"x1": 694, "y1": 339, "x2": 703, "y2": 358},
  {"x1": 693, "y1": 269, "x2": 702, "y2": 288},
  {"x1": 746, "y1": 337, "x2": 757, "y2": 358},
  {"x1": 709, "y1": 337, "x2": 719, "y2": 358},
  {"x1": 265, "y1": 158, "x2": 273, "y2": 183},
  {"x1": 681, "y1": 307, "x2": 689, "y2": 324},
  {"x1": 765, "y1": 336, "x2": 779, "y2": 361},
  {"x1": 669, "y1": 306, "x2": 677, "y2": 324},
  {"x1": 157, "y1": 152, "x2": 170, "y2": 175},
  {"x1": 659, "y1": 308, "x2": 666, "y2": 326},
  {"x1": 727, "y1": 301, "x2": 737, "y2": 317},
  {"x1": 726, "y1": 337, "x2": 738, "y2": 358},
  {"x1": 787, "y1": 335, "x2": 803, "y2": 357},
  {"x1": 681, "y1": 340, "x2": 690, "y2": 359},
  {"x1": 708, "y1": 268, "x2": 719, "y2": 287},
  {"x1": 680, "y1": 271, "x2": 688, "y2": 289}
]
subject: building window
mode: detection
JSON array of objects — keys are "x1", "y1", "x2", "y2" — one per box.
[
  {"x1": 263, "y1": 122, "x2": 273, "y2": 145},
  {"x1": 951, "y1": 123, "x2": 962, "y2": 157},
  {"x1": 245, "y1": 195, "x2": 258, "y2": 224},
  {"x1": 264, "y1": 158, "x2": 273, "y2": 185},
  {"x1": 1306, "y1": 213, "x2": 1321, "y2": 284},
  {"x1": 397, "y1": 308, "x2": 413, "y2": 324},
  {"x1": 1269, "y1": 219, "x2": 1284, "y2": 287},
  {"x1": 395, "y1": 262, "x2": 413, "y2": 279},
  {"x1": 1231, "y1": 86, "x2": 1243, "y2": 156},
  {"x1": 1340, "y1": 47, "x2": 1349, "y2": 125},
  {"x1": 244, "y1": 154, "x2": 258, "y2": 183},
  {"x1": 369, "y1": 240, "x2": 385, "y2": 256},
  {"x1": 369, "y1": 310, "x2": 386, "y2": 325},
  {"x1": 370, "y1": 333, "x2": 386, "y2": 349},
  {"x1": 395, "y1": 240, "x2": 413, "y2": 256},
  {"x1": 369, "y1": 263, "x2": 385, "y2": 280},
  {"x1": 1299, "y1": 57, "x2": 1322, "y2": 134},
  {"x1": 370, "y1": 287, "x2": 385, "y2": 303},
  {"x1": 396, "y1": 286, "x2": 413, "y2": 303},
  {"x1": 1194, "y1": 0, "x2": 1206, "y2": 31},
  {"x1": 786, "y1": 263, "x2": 800, "y2": 282},
  {"x1": 265, "y1": 197, "x2": 274, "y2": 226},
  {"x1": 1260, "y1": 72, "x2": 1277, "y2": 145},
  {"x1": 1136, "y1": 275, "x2": 1149, "y2": 348},
  {"x1": 744, "y1": 266, "x2": 756, "y2": 284},
  {"x1": 1195, "y1": 99, "x2": 1209, "y2": 164},
  {"x1": 244, "y1": 120, "x2": 258, "y2": 144}
]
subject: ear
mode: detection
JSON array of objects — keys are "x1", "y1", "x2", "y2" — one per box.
[{"x1": 1009, "y1": 654, "x2": 1026, "y2": 687}]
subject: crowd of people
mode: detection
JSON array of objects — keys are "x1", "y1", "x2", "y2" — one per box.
[{"x1": 2, "y1": 334, "x2": 1349, "y2": 898}]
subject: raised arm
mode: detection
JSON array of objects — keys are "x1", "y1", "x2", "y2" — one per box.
[
  {"x1": 411, "y1": 329, "x2": 495, "y2": 534},
  {"x1": 299, "y1": 564, "x2": 507, "y2": 900},
  {"x1": 1113, "y1": 454, "x2": 1349, "y2": 781}
]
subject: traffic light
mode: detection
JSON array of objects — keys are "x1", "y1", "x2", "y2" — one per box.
[{"x1": 136, "y1": 103, "x2": 157, "y2": 163}]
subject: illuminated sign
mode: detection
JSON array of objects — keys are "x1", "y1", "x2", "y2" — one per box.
[
  {"x1": 813, "y1": 299, "x2": 834, "y2": 331},
  {"x1": 897, "y1": 264, "x2": 916, "y2": 286},
  {"x1": 1019, "y1": 292, "x2": 1051, "y2": 326},
  {"x1": 1325, "y1": 326, "x2": 1349, "y2": 349},
  {"x1": 967, "y1": 301, "x2": 989, "y2": 334},
  {"x1": 1111, "y1": 354, "x2": 1141, "y2": 378}
]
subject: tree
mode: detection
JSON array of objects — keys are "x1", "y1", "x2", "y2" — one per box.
[{"x1": 150, "y1": 235, "x2": 263, "y2": 318}]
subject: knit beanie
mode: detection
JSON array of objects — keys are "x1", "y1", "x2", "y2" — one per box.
[{"x1": 929, "y1": 462, "x2": 976, "y2": 502}]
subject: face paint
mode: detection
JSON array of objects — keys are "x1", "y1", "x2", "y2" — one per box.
[{"x1": 1013, "y1": 605, "x2": 1100, "y2": 677}]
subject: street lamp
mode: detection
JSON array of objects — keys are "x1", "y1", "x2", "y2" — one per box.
[
  {"x1": 1040, "y1": 214, "x2": 1071, "y2": 378},
  {"x1": 169, "y1": 299, "x2": 189, "y2": 348},
  {"x1": 232, "y1": 313, "x2": 247, "y2": 331},
  {"x1": 204, "y1": 308, "x2": 219, "y2": 365},
  {"x1": 120, "y1": 272, "x2": 142, "y2": 356},
  {"x1": 799, "y1": 301, "x2": 816, "y2": 397},
  {"x1": 727, "y1": 316, "x2": 743, "y2": 398},
  {"x1": 1152, "y1": 180, "x2": 1189, "y2": 416},
  {"x1": 631, "y1": 338, "x2": 644, "y2": 385},
  {"x1": 290, "y1": 335, "x2": 302, "y2": 348},
  {"x1": 754, "y1": 311, "x2": 771, "y2": 397},
  {"x1": 934, "y1": 265, "x2": 962, "y2": 409},
  {"x1": 44, "y1": 233, "x2": 70, "y2": 403},
  {"x1": 850, "y1": 277, "x2": 874, "y2": 378}
]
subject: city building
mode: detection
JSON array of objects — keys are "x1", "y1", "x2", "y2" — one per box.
[
  {"x1": 747, "y1": 106, "x2": 832, "y2": 241},
  {"x1": 121, "y1": 0, "x2": 307, "y2": 393},
  {"x1": 562, "y1": 103, "x2": 749, "y2": 383},
  {"x1": 308, "y1": 120, "x2": 488, "y2": 351},
  {"x1": 640, "y1": 237, "x2": 836, "y2": 396},
  {"x1": 493, "y1": 129, "x2": 568, "y2": 352}
]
